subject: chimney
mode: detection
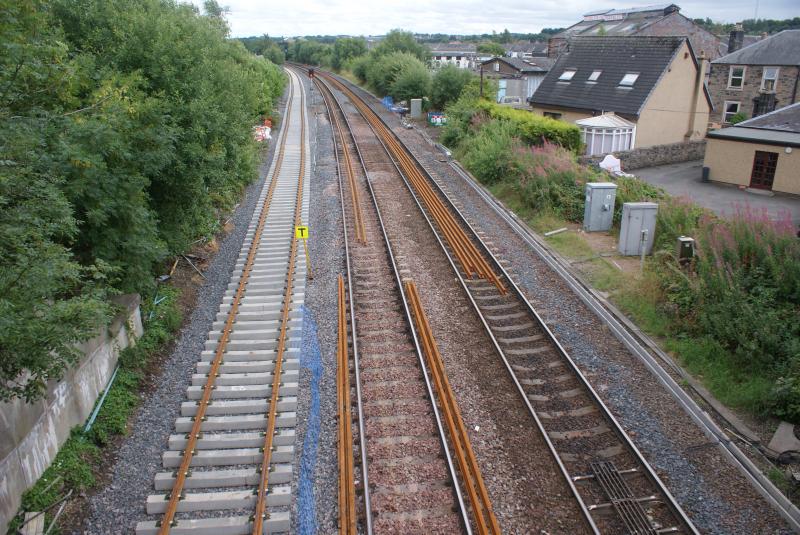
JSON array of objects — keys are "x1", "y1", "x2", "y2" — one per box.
[
  {"x1": 728, "y1": 23, "x2": 744, "y2": 53},
  {"x1": 686, "y1": 50, "x2": 708, "y2": 141}
]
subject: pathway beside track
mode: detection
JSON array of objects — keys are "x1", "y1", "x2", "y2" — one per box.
[{"x1": 135, "y1": 68, "x2": 310, "y2": 535}]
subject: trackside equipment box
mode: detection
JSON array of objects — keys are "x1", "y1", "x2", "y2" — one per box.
[
  {"x1": 619, "y1": 202, "x2": 658, "y2": 256},
  {"x1": 583, "y1": 182, "x2": 617, "y2": 231}
]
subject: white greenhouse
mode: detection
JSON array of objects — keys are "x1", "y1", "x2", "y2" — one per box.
[{"x1": 576, "y1": 114, "x2": 636, "y2": 156}]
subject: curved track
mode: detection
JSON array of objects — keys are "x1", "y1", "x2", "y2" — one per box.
[
  {"x1": 315, "y1": 68, "x2": 699, "y2": 535},
  {"x1": 135, "y1": 68, "x2": 310, "y2": 535}
]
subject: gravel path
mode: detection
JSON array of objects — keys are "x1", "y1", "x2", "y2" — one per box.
[{"x1": 75, "y1": 90, "x2": 288, "y2": 535}]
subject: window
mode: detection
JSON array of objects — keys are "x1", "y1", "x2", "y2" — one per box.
[
  {"x1": 588, "y1": 70, "x2": 602, "y2": 82},
  {"x1": 728, "y1": 66, "x2": 745, "y2": 89},
  {"x1": 543, "y1": 112, "x2": 562, "y2": 119},
  {"x1": 761, "y1": 67, "x2": 779, "y2": 91},
  {"x1": 619, "y1": 73, "x2": 639, "y2": 87},
  {"x1": 580, "y1": 125, "x2": 636, "y2": 155},
  {"x1": 494, "y1": 62, "x2": 500, "y2": 72},
  {"x1": 558, "y1": 69, "x2": 577, "y2": 81},
  {"x1": 723, "y1": 101, "x2": 740, "y2": 123}
]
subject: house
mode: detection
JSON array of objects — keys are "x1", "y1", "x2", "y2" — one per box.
[
  {"x1": 707, "y1": 30, "x2": 800, "y2": 126},
  {"x1": 716, "y1": 23, "x2": 765, "y2": 57},
  {"x1": 548, "y1": 4, "x2": 720, "y2": 62},
  {"x1": 530, "y1": 36, "x2": 711, "y2": 155},
  {"x1": 480, "y1": 56, "x2": 555, "y2": 106},
  {"x1": 430, "y1": 43, "x2": 477, "y2": 70},
  {"x1": 506, "y1": 41, "x2": 548, "y2": 59},
  {"x1": 704, "y1": 102, "x2": 800, "y2": 194}
]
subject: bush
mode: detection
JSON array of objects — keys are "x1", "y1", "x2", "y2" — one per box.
[
  {"x1": 366, "y1": 52, "x2": 428, "y2": 98},
  {"x1": 475, "y1": 100, "x2": 582, "y2": 151},
  {"x1": 391, "y1": 60, "x2": 431, "y2": 102},
  {"x1": 430, "y1": 65, "x2": 474, "y2": 110},
  {"x1": 458, "y1": 120, "x2": 517, "y2": 185},
  {"x1": 612, "y1": 176, "x2": 666, "y2": 226}
]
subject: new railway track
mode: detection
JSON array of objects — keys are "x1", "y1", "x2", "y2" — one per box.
[
  {"x1": 134, "y1": 68, "x2": 310, "y2": 535},
  {"x1": 309, "y1": 67, "x2": 500, "y2": 534},
  {"x1": 311, "y1": 67, "x2": 700, "y2": 535}
]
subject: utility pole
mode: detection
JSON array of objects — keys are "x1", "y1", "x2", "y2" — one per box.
[{"x1": 480, "y1": 65, "x2": 484, "y2": 98}]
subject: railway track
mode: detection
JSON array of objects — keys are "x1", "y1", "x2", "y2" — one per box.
[
  {"x1": 135, "y1": 68, "x2": 310, "y2": 535},
  {"x1": 311, "y1": 68, "x2": 499, "y2": 534},
  {"x1": 316, "y1": 69, "x2": 699, "y2": 535}
]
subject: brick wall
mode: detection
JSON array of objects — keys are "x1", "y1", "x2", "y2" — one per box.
[
  {"x1": 580, "y1": 140, "x2": 707, "y2": 170},
  {"x1": 639, "y1": 14, "x2": 722, "y2": 61},
  {"x1": 708, "y1": 64, "x2": 799, "y2": 124}
]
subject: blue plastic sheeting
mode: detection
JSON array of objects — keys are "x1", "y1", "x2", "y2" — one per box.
[{"x1": 297, "y1": 305, "x2": 323, "y2": 534}]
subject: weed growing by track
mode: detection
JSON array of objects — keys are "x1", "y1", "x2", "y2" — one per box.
[{"x1": 6, "y1": 289, "x2": 182, "y2": 535}]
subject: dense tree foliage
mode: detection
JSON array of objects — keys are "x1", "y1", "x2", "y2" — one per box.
[
  {"x1": 238, "y1": 35, "x2": 286, "y2": 64},
  {"x1": 287, "y1": 39, "x2": 332, "y2": 66},
  {"x1": 693, "y1": 17, "x2": 800, "y2": 34},
  {"x1": 373, "y1": 30, "x2": 430, "y2": 62},
  {"x1": 1, "y1": 0, "x2": 285, "y2": 401},
  {"x1": 430, "y1": 65, "x2": 475, "y2": 110},
  {"x1": 331, "y1": 37, "x2": 368, "y2": 70},
  {"x1": 476, "y1": 42, "x2": 506, "y2": 56}
]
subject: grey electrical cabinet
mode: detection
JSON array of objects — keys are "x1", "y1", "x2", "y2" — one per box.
[
  {"x1": 618, "y1": 202, "x2": 658, "y2": 256},
  {"x1": 583, "y1": 182, "x2": 617, "y2": 231}
]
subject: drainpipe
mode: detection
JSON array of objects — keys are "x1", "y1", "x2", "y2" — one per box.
[{"x1": 686, "y1": 50, "x2": 707, "y2": 141}]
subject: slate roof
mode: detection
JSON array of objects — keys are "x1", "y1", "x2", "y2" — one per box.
[
  {"x1": 712, "y1": 30, "x2": 800, "y2": 66},
  {"x1": 429, "y1": 43, "x2": 477, "y2": 54},
  {"x1": 736, "y1": 102, "x2": 800, "y2": 133},
  {"x1": 554, "y1": 4, "x2": 679, "y2": 39},
  {"x1": 530, "y1": 36, "x2": 691, "y2": 118},
  {"x1": 507, "y1": 41, "x2": 549, "y2": 55},
  {"x1": 482, "y1": 56, "x2": 555, "y2": 73}
]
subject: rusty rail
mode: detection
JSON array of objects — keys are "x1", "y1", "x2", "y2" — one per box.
[
  {"x1": 337, "y1": 274, "x2": 357, "y2": 534},
  {"x1": 405, "y1": 281, "x2": 501, "y2": 535},
  {"x1": 318, "y1": 72, "x2": 505, "y2": 294},
  {"x1": 156, "y1": 78, "x2": 297, "y2": 535}
]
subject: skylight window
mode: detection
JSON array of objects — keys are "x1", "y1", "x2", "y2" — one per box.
[
  {"x1": 559, "y1": 69, "x2": 577, "y2": 81},
  {"x1": 588, "y1": 70, "x2": 602, "y2": 82},
  {"x1": 619, "y1": 73, "x2": 639, "y2": 87}
]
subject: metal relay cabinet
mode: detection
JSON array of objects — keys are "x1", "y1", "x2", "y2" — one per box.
[
  {"x1": 619, "y1": 202, "x2": 658, "y2": 256},
  {"x1": 583, "y1": 182, "x2": 618, "y2": 232}
]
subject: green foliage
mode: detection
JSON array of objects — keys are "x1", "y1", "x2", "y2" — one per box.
[
  {"x1": 390, "y1": 60, "x2": 431, "y2": 103},
  {"x1": 729, "y1": 112, "x2": 748, "y2": 124},
  {"x1": 476, "y1": 42, "x2": 505, "y2": 56},
  {"x1": 474, "y1": 100, "x2": 582, "y2": 151},
  {"x1": 459, "y1": 120, "x2": 517, "y2": 185},
  {"x1": 1, "y1": 0, "x2": 284, "y2": 401},
  {"x1": 611, "y1": 176, "x2": 666, "y2": 226},
  {"x1": 238, "y1": 34, "x2": 285, "y2": 64},
  {"x1": 287, "y1": 39, "x2": 332, "y2": 66},
  {"x1": 332, "y1": 37, "x2": 367, "y2": 71},
  {"x1": 366, "y1": 52, "x2": 428, "y2": 98},
  {"x1": 430, "y1": 65, "x2": 474, "y2": 110},
  {"x1": 373, "y1": 29, "x2": 430, "y2": 62}
]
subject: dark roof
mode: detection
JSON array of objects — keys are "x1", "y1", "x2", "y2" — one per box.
[
  {"x1": 707, "y1": 103, "x2": 800, "y2": 147},
  {"x1": 737, "y1": 102, "x2": 800, "y2": 133},
  {"x1": 482, "y1": 56, "x2": 554, "y2": 73},
  {"x1": 554, "y1": 4, "x2": 679, "y2": 39},
  {"x1": 717, "y1": 34, "x2": 763, "y2": 56},
  {"x1": 507, "y1": 41, "x2": 548, "y2": 54},
  {"x1": 712, "y1": 30, "x2": 800, "y2": 66},
  {"x1": 429, "y1": 42, "x2": 477, "y2": 54},
  {"x1": 530, "y1": 36, "x2": 688, "y2": 117}
]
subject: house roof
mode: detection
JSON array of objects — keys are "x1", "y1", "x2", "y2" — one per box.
[
  {"x1": 481, "y1": 56, "x2": 555, "y2": 73},
  {"x1": 507, "y1": 41, "x2": 548, "y2": 54},
  {"x1": 429, "y1": 42, "x2": 477, "y2": 54},
  {"x1": 554, "y1": 4, "x2": 680, "y2": 39},
  {"x1": 530, "y1": 36, "x2": 694, "y2": 118},
  {"x1": 575, "y1": 113, "x2": 636, "y2": 127},
  {"x1": 707, "y1": 103, "x2": 800, "y2": 147},
  {"x1": 712, "y1": 30, "x2": 800, "y2": 66}
]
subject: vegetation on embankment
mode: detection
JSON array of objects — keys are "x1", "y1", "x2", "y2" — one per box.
[
  {"x1": 1, "y1": 0, "x2": 285, "y2": 402},
  {"x1": 443, "y1": 95, "x2": 800, "y2": 424}
]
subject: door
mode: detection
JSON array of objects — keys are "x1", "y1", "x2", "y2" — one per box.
[{"x1": 750, "y1": 150, "x2": 778, "y2": 190}]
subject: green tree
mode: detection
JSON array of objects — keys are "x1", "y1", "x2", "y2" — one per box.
[
  {"x1": 332, "y1": 37, "x2": 367, "y2": 70},
  {"x1": 431, "y1": 65, "x2": 474, "y2": 109},
  {"x1": 374, "y1": 29, "x2": 430, "y2": 62},
  {"x1": 366, "y1": 51, "x2": 425, "y2": 96},
  {"x1": 390, "y1": 61, "x2": 431, "y2": 102},
  {"x1": 477, "y1": 42, "x2": 505, "y2": 56}
]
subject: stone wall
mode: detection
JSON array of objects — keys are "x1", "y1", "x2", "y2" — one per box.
[
  {"x1": 708, "y1": 64, "x2": 800, "y2": 124},
  {"x1": 580, "y1": 140, "x2": 707, "y2": 170},
  {"x1": 0, "y1": 295, "x2": 142, "y2": 533}
]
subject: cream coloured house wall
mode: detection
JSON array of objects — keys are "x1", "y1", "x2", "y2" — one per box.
[
  {"x1": 635, "y1": 41, "x2": 710, "y2": 148},
  {"x1": 704, "y1": 138, "x2": 800, "y2": 195}
]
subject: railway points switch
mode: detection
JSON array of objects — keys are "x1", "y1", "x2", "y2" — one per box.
[
  {"x1": 583, "y1": 182, "x2": 617, "y2": 232},
  {"x1": 618, "y1": 202, "x2": 658, "y2": 256}
]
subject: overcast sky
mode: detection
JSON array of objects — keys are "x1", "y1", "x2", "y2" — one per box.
[{"x1": 189, "y1": 0, "x2": 798, "y2": 38}]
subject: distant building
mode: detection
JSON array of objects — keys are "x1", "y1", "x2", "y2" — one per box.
[
  {"x1": 505, "y1": 41, "x2": 548, "y2": 59},
  {"x1": 707, "y1": 30, "x2": 800, "y2": 126},
  {"x1": 548, "y1": 4, "x2": 720, "y2": 62},
  {"x1": 705, "y1": 102, "x2": 800, "y2": 194},
  {"x1": 530, "y1": 36, "x2": 711, "y2": 154},
  {"x1": 430, "y1": 43, "x2": 477, "y2": 69},
  {"x1": 480, "y1": 56, "x2": 555, "y2": 107}
]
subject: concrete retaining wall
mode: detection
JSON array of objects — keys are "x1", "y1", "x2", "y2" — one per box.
[
  {"x1": 0, "y1": 295, "x2": 143, "y2": 532},
  {"x1": 580, "y1": 140, "x2": 706, "y2": 171}
]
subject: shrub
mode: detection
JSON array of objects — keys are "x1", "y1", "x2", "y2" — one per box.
[
  {"x1": 366, "y1": 52, "x2": 426, "y2": 97},
  {"x1": 612, "y1": 176, "x2": 667, "y2": 226},
  {"x1": 458, "y1": 120, "x2": 517, "y2": 185},
  {"x1": 430, "y1": 65, "x2": 474, "y2": 110},
  {"x1": 390, "y1": 60, "x2": 431, "y2": 102},
  {"x1": 474, "y1": 100, "x2": 582, "y2": 151}
]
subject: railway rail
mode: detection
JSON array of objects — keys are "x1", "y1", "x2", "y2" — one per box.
[
  {"x1": 311, "y1": 67, "x2": 500, "y2": 534},
  {"x1": 315, "y1": 68, "x2": 699, "y2": 535},
  {"x1": 135, "y1": 68, "x2": 310, "y2": 535}
]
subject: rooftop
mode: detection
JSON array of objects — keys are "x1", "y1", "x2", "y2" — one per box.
[
  {"x1": 708, "y1": 103, "x2": 800, "y2": 147},
  {"x1": 712, "y1": 30, "x2": 800, "y2": 66},
  {"x1": 530, "y1": 36, "x2": 695, "y2": 118}
]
